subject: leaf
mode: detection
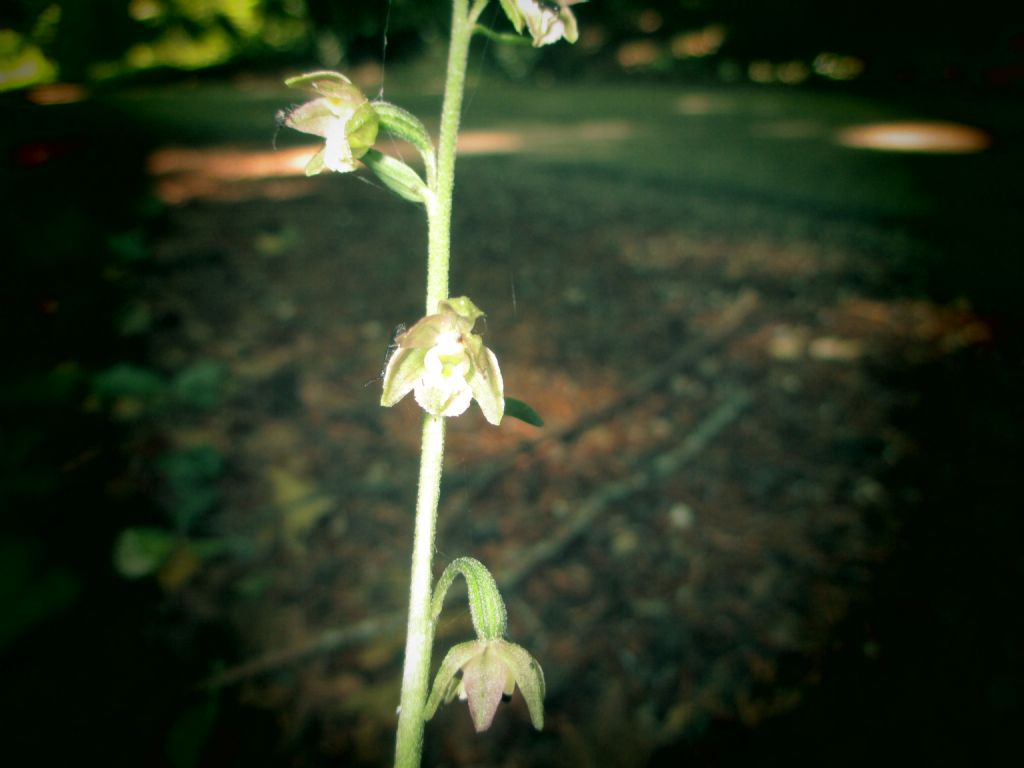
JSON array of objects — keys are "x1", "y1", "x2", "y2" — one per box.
[
  {"x1": 269, "y1": 467, "x2": 335, "y2": 553},
  {"x1": 372, "y1": 101, "x2": 434, "y2": 160},
  {"x1": 113, "y1": 527, "x2": 178, "y2": 579},
  {"x1": 504, "y1": 397, "x2": 544, "y2": 427},
  {"x1": 361, "y1": 149, "x2": 430, "y2": 204},
  {"x1": 431, "y1": 557, "x2": 508, "y2": 641},
  {"x1": 158, "y1": 446, "x2": 224, "y2": 532},
  {"x1": 171, "y1": 360, "x2": 226, "y2": 409},
  {"x1": 473, "y1": 24, "x2": 534, "y2": 46},
  {"x1": 92, "y1": 363, "x2": 166, "y2": 400}
]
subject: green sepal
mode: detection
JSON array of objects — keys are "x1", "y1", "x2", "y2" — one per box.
[
  {"x1": 397, "y1": 313, "x2": 444, "y2": 350},
  {"x1": 284, "y1": 70, "x2": 358, "y2": 100},
  {"x1": 498, "y1": 0, "x2": 526, "y2": 33},
  {"x1": 284, "y1": 97, "x2": 342, "y2": 138},
  {"x1": 361, "y1": 149, "x2": 430, "y2": 204},
  {"x1": 424, "y1": 640, "x2": 480, "y2": 720},
  {"x1": 467, "y1": 346, "x2": 504, "y2": 425},
  {"x1": 504, "y1": 397, "x2": 544, "y2": 427},
  {"x1": 303, "y1": 147, "x2": 327, "y2": 176},
  {"x1": 441, "y1": 296, "x2": 485, "y2": 327},
  {"x1": 490, "y1": 640, "x2": 546, "y2": 730},
  {"x1": 424, "y1": 638, "x2": 546, "y2": 731},
  {"x1": 380, "y1": 346, "x2": 427, "y2": 407},
  {"x1": 346, "y1": 101, "x2": 380, "y2": 158},
  {"x1": 431, "y1": 556, "x2": 507, "y2": 640}
]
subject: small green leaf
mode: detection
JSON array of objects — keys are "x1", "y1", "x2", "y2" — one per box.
[
  {"x1": 504, "y1": 397, "x2": 544, "y2": 427},
  {"x1": 372, "y1": 101, "x2": 434, "y2": 161},
  {"x1": 431, "y1": 557, "x2": 508, "y2": 641},
  {"x1": 92, "y1": 363, "x2": 166, "y2": 400},
  {"x1": 473, "y1": 24, "x2": 533, "y2": 46},
  {"x1": 113, "y1": 527, "x2": 178, "y2": 579},
  {"x1": 171, "y1": 360, "x2": 226, "y2": 409},
  {"x1": 159, "y1": 446, "x2": 224, "y2": 532},
  {"x1": 361, "y1": 149, "x2": 430, "y2": 204}
]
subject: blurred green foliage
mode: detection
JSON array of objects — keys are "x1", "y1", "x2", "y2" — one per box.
[
  {"x1": 158, "y1": 445, "x2": 223, "y2": 532},
  {"x1": 0, "y1": 0, "x2": 448, "y2": 88},
  {"x1": 0, "y1": 535, "x2": 80, "y2": 650},
  {"x1": 2, "y1": 0, "x2": 1022, "y2": 91}
]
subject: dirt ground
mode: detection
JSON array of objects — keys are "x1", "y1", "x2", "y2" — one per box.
[
  {"x1": 130, "y1": 83, "x2": 1003, "y2": 765},
  {"x1": 5, "y1": 74, "x2": 1021, "y2": 767}
]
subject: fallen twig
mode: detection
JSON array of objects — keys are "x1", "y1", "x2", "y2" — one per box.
[{"x1": 499, "y1": 389, "x2": 753, "y2": 590}]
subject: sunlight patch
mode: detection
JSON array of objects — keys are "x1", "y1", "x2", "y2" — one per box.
[{"x1": 835, "y1": 121, "x2": 990, "y2": 154}]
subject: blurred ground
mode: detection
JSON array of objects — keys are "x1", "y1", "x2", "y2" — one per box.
[{"x1": 3, "y1": 70, "x2": 1022, "y2": 766}]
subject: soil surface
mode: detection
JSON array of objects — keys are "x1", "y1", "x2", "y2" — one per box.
[{"x1": 5, "y1": 73, "x2": 1022, "y2": 767}]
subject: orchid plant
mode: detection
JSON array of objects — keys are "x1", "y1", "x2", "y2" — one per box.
[{"x1": 280, "y1": 2, "x2": 582, "y2": 766}]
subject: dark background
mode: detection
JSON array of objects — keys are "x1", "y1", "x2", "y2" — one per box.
[{"x1": 2, "y1": 2, "x2": 1023, "y2": 766}]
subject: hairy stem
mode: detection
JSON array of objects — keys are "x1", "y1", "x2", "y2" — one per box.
[
  {"x1": 424, "y1": 0, "x2": 485, "y2": 314},
  {"x1": 394, "y1": 2, "x2": 484, "y2": 766},
  {"x1": 394, "y1": 414, "x2": 446, "y2": 768}
]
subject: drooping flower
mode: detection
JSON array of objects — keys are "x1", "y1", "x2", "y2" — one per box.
[
  {"x1": 425, "y1": 638, "x2": 546, "y2": 732},
  {"x1": 380, "y1": 296, "x2": 504, "y2": 425},
  {"x1": 499, "y1": 0, "x2": 584, "y2": 46},
  {"x1": 282, "y1": 71, "x2": 379, "y2": 175}
]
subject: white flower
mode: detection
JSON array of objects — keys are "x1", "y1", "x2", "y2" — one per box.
[
  {"x1": 282, "y1": 71, "x2": 379, "y2": 176},
  {"x1": 425, "y1": 638, "x2": 546, "y2": 732},
  {"x1": 500, "y1": 0, "x2": 583, "y2": 47},
  {"x1": 381, "y1": 297, "x2": 505, "y2": 425}
]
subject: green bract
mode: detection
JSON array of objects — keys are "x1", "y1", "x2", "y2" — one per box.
[
  {"x1": 425, "y1": 638, "x2": 546, "y2": 732},
  {"x1": 283, "y1": 71, "x2": 379, "y2": 175},
  {"x1": 380, "y1": 296, "x2": 504, "y2": 425},
  {"x1": 499, "y1": 0, "x2": 583, "y2": 46}
]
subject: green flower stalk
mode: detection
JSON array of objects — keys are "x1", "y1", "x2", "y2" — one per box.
[{"x1": 278, "y1": 2, "x2": 582, "y2": 765}]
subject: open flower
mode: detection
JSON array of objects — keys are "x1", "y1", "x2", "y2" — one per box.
[
  {"x1": 425, "y1": 638, "x2": 546, "y2": 732},
  {"x1": 380, "y1": 296, "x2": 504, "y2": 424},
  {"x1": 283, "y1": 71, "x2": 379, "y2": 175},
  {"x1": 499, "y1": 0, "x2": 583, "y2": 46}
]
